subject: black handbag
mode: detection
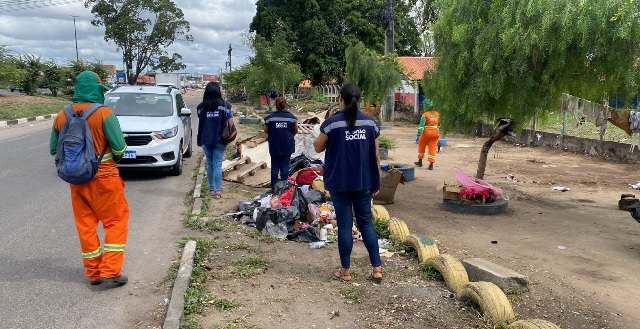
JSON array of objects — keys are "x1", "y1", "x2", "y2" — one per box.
[{"x1": 220, "y1": 99, "x2": 237, "y2": 144}]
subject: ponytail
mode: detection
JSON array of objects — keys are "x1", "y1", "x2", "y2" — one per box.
[{"x1": 339, "y1": 82, "x2": 361, "y2": 131}]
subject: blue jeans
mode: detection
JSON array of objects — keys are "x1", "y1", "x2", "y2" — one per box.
[
  {"x1": 330, "y1": 190, "x2": 381, "y2": 269},
  {"x1": 202, "y1": 143, "x2": 226, "y2": 193},
  {"x1": 270, "y1": 154, "x2": 291, "y2": 189}
]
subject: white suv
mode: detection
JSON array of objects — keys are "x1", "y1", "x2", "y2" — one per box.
[{"x1": 104, "y1": 85, "x2": 193, "y2": 176}]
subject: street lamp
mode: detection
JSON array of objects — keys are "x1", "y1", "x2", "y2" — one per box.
[{"x1": 71, "y1": 15, "x2": 79, "y2": 62}]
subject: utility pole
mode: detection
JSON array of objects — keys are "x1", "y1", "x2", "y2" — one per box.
[
  {"x1": 383, "y1": 0, "x2": 395, "y2": 122},
  {"x1": 71, "y1": 15, "x2": 79, "y2": 62},
  {"x1": 227, "y1": 44, "x2": 232, "y2": 71}
]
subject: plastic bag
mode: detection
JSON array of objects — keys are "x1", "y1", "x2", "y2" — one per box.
[
  {"x1": 273, "y1": 180, "x2": 293, "y2": 196},
  {"x1": 255, "y1": 208, "x2": 278, "y2": 232},
  {"x1": 290, "y1": 187, "x2": 309, "y2": 220},
  {"x1": 304, "y1": 190, "x2": 326, "y2": 204},
  {"x1": 279, "y1": 187, "x2": 295, "y2": 207},
  {"x1": 289, "y1": 154, "x2": 311, "y2": 176},
  {"x1": 262, "y1": 221, "x2": 288, "y2": 240}
]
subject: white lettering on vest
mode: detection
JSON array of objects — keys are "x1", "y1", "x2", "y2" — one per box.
[
  {"x1": 206, "y1": 111, "x2": 220, "y2": 118},
  {"x1": 344, "y1": 129, "x2": 367, "y2": 141},
  {"x1": 275, "y1": 122, "x2": 288, "y2": 128}
]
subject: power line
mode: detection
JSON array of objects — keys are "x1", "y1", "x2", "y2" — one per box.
[{"x1": 0, "y1": 0, "x2": 83, "y2": 12}]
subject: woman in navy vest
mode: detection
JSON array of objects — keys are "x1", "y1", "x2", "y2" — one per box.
[
  {"x1": 197, "y1": 82, "x2": 232, "y2": 199},
  {"x1": 264, "y1": 96, "x2": 299, "y2": 190},
  {"x1": 313, "y1": 83, "x2": 383, "y2": 282}
]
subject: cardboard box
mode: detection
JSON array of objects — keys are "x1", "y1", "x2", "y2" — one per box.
[
  {"x1": 443, "y1": 185, "x2": 462, "y2": 200},
  {"x1": 374, "y1": 169, "x2": 405, "y2": 204}
]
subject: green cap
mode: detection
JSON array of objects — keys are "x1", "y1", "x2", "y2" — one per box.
[{"x1": 72, "y1": 70, "x2": 110, "y2": 104}]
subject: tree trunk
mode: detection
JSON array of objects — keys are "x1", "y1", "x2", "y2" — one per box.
[{"x1": 475, "y1": 131, "x2": 506, "y2": 179}]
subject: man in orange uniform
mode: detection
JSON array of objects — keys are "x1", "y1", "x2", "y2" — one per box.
[
  {"x1": 50, "y1": 71, "x2": 129, "y2": 287},
  {"x1": 414, "y1": 99, "x2": 440, "y2": 170}
]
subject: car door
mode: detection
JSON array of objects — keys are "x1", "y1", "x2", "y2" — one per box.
[{"x1": 175, "y1": 93, "x2": 192, "y2": 150}]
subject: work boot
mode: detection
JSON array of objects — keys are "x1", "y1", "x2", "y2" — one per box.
[
  {"x1": 100, "y1": 275, "x2": 128, "y2": 287},
  {"x1": 428, "y1": 163, "x2": 434, "y2": 170},
  {"x1": 414, "y1": 160, "x2": 423, "y2": 167},
  {"x1": 89, "y1": 278, "x2": 102, "y2": 285}
]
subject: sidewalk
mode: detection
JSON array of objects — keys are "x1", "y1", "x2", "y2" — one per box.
[{"x1": 0, "y1": 113, "x2": 57, "y2": 128}]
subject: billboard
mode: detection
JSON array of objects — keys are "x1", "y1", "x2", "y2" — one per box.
[{"x1": 202, "y1": 74, "x2": 219, "y2": 82}]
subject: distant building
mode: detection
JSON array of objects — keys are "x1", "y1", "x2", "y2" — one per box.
[{"x1": 396, "y1": 57, "x2": 436, "y2": 113}]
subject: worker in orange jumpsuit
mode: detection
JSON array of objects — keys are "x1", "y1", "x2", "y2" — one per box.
[
  {"x1": 414, "y1": 99, "x2": 440, "y2": 170},
  {"x1": 50, "y1": 71, "x2": 129, "y2": 287}
]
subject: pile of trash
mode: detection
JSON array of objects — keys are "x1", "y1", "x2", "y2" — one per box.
[{"x1": 232, "y1": 155, "x2": 364, "y2": 246}]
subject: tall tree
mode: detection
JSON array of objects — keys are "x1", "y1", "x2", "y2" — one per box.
[
  {"x1": 0, "y1": 46, "x2": 24, "y2": 88},
  {"x1": 152, "y1": 52, "x2": 186, "y2": 73},
  {"x1": 250, "y1": 0, "x2": 420, "y2": 84},
  {"x1": 84, "y1": 0, "x2": 192, "y2": 85},
  {"x1": 426, "y1": 0, "x2": 640, "y2": 178}
]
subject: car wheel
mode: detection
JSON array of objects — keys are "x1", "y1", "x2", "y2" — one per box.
[
  {"x1": 168, "y1": 143, "x2": 183, "y2": 176},
  {"x1": 184, "y1": 130, "x2": 193, "y2": 158}
]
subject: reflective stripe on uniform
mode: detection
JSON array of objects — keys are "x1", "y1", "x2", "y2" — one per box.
[
  {"x1": 82, "y1": 246, "x2": 103, "y2": 259},
  {"x1": 101, "y1": 153, "x2": 113, "y2": 161},
  {"x1": 104, "y1": 243, "x2": 126, "y2": 252},
  {"x1": 425, "y1": 125, "x2": 438, "y2": 129},
  {"x1": 428, "y1": 155, "x2": 436, "y2": 160}
]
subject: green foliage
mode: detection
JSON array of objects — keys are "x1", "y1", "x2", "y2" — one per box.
[
  {"x1": 310, "y1": 88, "x2": 328, "y2": 103},
  {"x1": 372, "y1": 218, "x2": 390, "y2": 239},
  {"x1": 15, "y1": 54, "x2": 43, "y2": 95},
  {"x1": 178, "y1": 237, "x2": 220, "y2": 316},
  {"x1": 250, "y1": 0, "x2": 420, "y2": 84},
  {"x1": 340, "y1": 285, "x2": 367, "y2": 304},
  {"x1": 85, "y1": 0, "x2": 192, "y2": 85},
  {"x1": 211, "y1": 298, "x2": 240, "y2": 311},
  {"x1": 345, "y1": 42, "x2": 403, "y2": 104},
  {"x1": 378, "y1": 136, "x2": 397, "y2": 150},
  {"x1": 61, "y1": 59, "x2": 110, "y2": 96},
  {"x1": 152, "y1": 52, "x2": 186, "y2": 73},
  {"x1": 41, "y1": 60, "x2": 65, "y2": 97},
  {"x1": 427, "y1": 0, "x2": 640, "y2": 133},
  {"x1": 0, "y1": 46, "x2": 25, "y2": 88},
  {"x1": 243, "y1": 31, "x2": 304, "y2": 99}
]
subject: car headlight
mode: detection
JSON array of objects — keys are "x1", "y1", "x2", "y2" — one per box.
[{"x1": 153, "y1": 125, "x2": 179, "y2": 139}]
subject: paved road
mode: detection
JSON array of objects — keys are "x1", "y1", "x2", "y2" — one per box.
[{"x1": 0, "y1": 98, "x2": 201, "y2": 328}]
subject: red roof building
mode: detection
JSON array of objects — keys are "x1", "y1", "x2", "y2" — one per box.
[{"x1": 395, "y1": 57, "x2": 436, "y2": 113}]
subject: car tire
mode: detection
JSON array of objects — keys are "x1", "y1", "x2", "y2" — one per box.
[
  {"x1": 168, "y1": 143, "x2": 183, "y2": 176},
  {"x1": 184, "y1": 130, "x2": 193, "y2": 158}
]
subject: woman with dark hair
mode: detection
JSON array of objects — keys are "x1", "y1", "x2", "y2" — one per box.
[
  {"x1": 313, "y1": 82, "x2": 383, "y2": 282},
  {"x1": 264, "y1": 96, "x2": 299, "y2": 190},
  {"x1": 197, "y1": 81, "x2": 233, "y2": 199}
]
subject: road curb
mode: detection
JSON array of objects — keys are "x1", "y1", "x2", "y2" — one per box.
[
  {"x1": 164, "y1": 154, "x2": 206, "y2": 328},
  {"x1": 162, "y1": 240, "x2": 196, "y2": 329},
  {"x1": 0, "y1": 113, "x2": 57, "y2": 128}
]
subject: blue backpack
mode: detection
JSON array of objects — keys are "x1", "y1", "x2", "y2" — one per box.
[{"x1": 55, "y1": 103, "x2": 108, "y2": 185}]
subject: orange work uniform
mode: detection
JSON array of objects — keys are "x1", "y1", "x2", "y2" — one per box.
[
  {"x1": 51, "y1": 103, "x2": 129, "y2": 282},
  {"x1": 417, "y1": 111, "x2": 440, "y2": 164}
]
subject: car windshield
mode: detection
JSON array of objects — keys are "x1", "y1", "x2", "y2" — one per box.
[{"x1": 105, "y1": 93, "x2": 173, "y2": 117}]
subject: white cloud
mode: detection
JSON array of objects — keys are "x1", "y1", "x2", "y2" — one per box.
[{"x1": 0, "y1": 0, "x2": 256, "y2": 74}]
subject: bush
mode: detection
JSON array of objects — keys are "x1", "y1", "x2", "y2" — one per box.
[{"x1": 378, "y1": 136, "x2": 396, "y2": 149}]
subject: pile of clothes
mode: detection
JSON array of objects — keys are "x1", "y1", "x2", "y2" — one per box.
[{"x1": 235, "y1": 154, "x2": 363, "y2": 243}]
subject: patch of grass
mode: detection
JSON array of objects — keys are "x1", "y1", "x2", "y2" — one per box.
[
  {"x1": 178, "y1": 237, "x2": 220, "y2": 319},
  {"x1": 373, "y1": 218, "x2": 390, "y2": 239},
  {"x1": 419, "y1": 263, "x2": 443, "y2": 281},
  {"x1": 230, "y1": 255, "x2": 270, "y2": 278},
  {"x1": 507, "y1": 289, "x2": 527, "y2": 306},
  {"x1": 211, "y1": 298, "x2": 240, "y2": 311},
  {"x1": 0, "y1": 95, "x2": 69, "y2": 120},
  {"x1": 225, "y1": 241, "x2": 256, "y2": 252},
  {"x1": 185, "y1": 215, "x2": 226, "y2": 232},
  {"x1": 340, "y1": 285, "x2": 367, "y2": 304},
  {"x1": 160, "y1": 262, "x2": 180, "y2": 286}
]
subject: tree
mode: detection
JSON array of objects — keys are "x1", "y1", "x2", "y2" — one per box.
[
  {"x1": 41, "y1": 60, "x2": 65, "y2": 97},
  {"x1": 250, "y1": 0, "x2": 420, "y2": 84},
  {"x1": 345, "y1": 42, "x2": 403, "y2": 119},
  {"x1": 61, "y1": 59, "x2": 111, "y2": 97},
  {"x1": 84, "y1": 0, "x2": 192, "y2": 85},
  {"x1": 426, "y1": 0, "x2": 640, "y2": 178},
  {"x1": 407, "y1": 0, "x2": 438, "y2": 55},
  {"x1": 152, "y1": 52, "x2": 186, "y2": 73},
  {"x1": 243, "y1": 32, "x2": 304, "y2": 108},
  {"x1": 0, "y1": 46, "x2": 24, "y2": 88},
  {"x1": 15, "y1": 54, "x2": 44, "y2": 96}
]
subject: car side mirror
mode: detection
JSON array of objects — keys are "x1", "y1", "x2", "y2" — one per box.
[{"x1": 180, "y1": 108, "x2": 192, "y2": 116}]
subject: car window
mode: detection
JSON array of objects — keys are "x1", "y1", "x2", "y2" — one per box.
[{"x1": 105, "y1": 93, "x2": 173, "y2": 117}]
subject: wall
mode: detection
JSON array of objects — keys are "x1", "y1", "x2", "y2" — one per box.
[{"x1": 474, "y1": 121, "x2": 640, "y2": 163}]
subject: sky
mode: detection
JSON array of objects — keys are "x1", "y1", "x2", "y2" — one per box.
[{"x1": 0, "y1": 0, "x2": 256, "y2": 75}]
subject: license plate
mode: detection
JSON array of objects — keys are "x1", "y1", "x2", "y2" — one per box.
[{"x1": 123, "y1": 150, "x2": 136, "y2": 159}]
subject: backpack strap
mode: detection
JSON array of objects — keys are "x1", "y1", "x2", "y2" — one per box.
[{"x1": 63, "y1": 103, "x2": 110, "y2": 161}]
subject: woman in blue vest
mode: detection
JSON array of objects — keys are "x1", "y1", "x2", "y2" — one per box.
[
  {"x1": 197, "y1": 82, "x2": 232, "y2": 199},
  {"x1": 264, "y1": 96, "x2": 299, "y2": 190},
  {"x1": 313, "y1": 83, "x2": 383, "y2": 282}
]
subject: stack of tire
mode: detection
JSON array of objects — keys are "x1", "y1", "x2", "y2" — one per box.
[{"x1": 371, "y1": 205, "x2": 561, "y2": 329}]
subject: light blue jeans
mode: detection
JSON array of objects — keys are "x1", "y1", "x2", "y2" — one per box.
[{"x1": 202, "y1": 143, "x2": 226, "y2": 193}]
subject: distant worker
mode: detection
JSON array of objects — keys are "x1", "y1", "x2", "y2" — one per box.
[
  {"x1": 264, "y1": 96, "x2": 299, "y2": 190},
  {"x1": 50, "y1": 71, "x2": 129, "y2": 287},
  {"x1": 414, "y1": 98, "x2": 440, "y2": 170}
]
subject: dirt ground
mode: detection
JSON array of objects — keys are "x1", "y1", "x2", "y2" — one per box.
[{"x1": 190, "y1": 116, "x2": 640, "y2": 329}]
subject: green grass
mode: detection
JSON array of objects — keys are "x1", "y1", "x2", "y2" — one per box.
[
  {"x1": 340, "y1": 285, "x2": 367, "y2": 304},
  {"x1": 230, "y1": 255, "x2": 270, "y2": 278},
  {"x1": 419, "y1": 263, "x2": 443, "y2": 281},
  {"x1": 0, "y1": 96, "x2": 69, "y2": 120},
  {"x1": 211, "y1": 298, "x2": 240, "y2": 311},
  {"x1": 178, "y1": 237, "x2": 219, "y2": 316}
]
